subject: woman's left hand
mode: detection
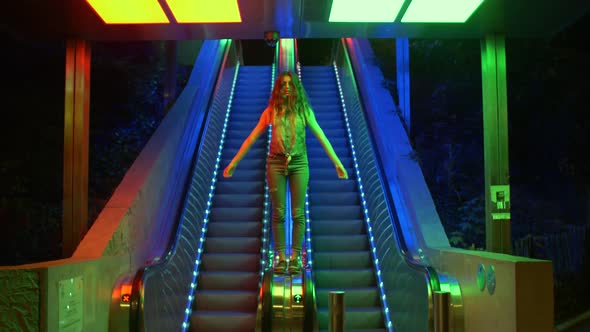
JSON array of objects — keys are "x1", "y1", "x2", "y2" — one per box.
[{"x1": 335, "y1": 164, "x2": 348, "y2": 179}]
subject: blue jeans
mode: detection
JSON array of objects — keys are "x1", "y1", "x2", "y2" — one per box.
[{"x1": 267, "y1": 153, "x2": 309, "y2": 255}]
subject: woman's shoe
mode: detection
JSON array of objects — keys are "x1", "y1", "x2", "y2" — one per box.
[
  {"x1": 273, "y1": 259, "x2": 287, "y2": 274},
  {"x1": 288, "y1": 255, "x2": 303, "y2": 274}
]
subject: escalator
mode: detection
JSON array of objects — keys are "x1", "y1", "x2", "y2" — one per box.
[
  {"x1": 132, "y1": 40, "x2": 432, "y2": 332},
  {"x1": 189, "y1": 66, "x2": 272, "y2": 331},
  {"x1": 191, "y1": 65, "x2": 388, "y2": 331},
  {"x1": 301, "y1": 66, "x2": 387, "y2": 331}
]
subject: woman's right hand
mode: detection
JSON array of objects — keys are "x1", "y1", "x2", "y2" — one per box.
[{"x1": 223, "y1": 162, "x2": 237, "y2": 178}]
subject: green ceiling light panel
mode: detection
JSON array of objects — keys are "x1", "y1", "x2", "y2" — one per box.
[
  {"x1": 165, "y1": 0, "x2": 242, "y2": 23},
  {"x1": 86, "y1": 0, "x2": 169, "y2": 24},
  {"x1": 401, "y1": 0, "x2": 484, "y2": 23},
  {"x1": 329, "y1": 0, "x2": 405, "y2": 22}
]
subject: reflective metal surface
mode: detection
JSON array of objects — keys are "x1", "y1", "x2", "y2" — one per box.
[{"x1": 256, "y1": 269, "x2": 318, "y2": 332}]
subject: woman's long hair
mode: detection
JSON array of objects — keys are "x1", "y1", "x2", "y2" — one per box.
[
  {"x1": 268, "y1": 71, "x2": 310, "y2": 116},
  {"x1": 267, "y1": 71, "x2": 311, "y2": 152}
]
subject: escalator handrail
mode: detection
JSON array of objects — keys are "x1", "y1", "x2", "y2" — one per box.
[
  {"x1": 128, "y1": 39, "x2": 236, "y2": 331},
  {"x1": 337, "y1": 38, "x2": 442, "y2": 291}
]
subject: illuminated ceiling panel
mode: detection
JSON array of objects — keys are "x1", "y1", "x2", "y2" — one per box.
[
  {"x1": 86, "y1": 0, "x2": 169, "y2": 24},
  {"x1": 166, "y1": 0, "x2": 242, "y2": 23},
  {"x1": 329, "y1": 0, "x2": 405, "y2": 22},
  {"x1": 401, "y1": 0, "x2": 485, "y2": 23}
]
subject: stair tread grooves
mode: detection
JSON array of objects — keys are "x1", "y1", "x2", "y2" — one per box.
[
  {"x1": 312, "y1": 235, "x2": 366, "y2": 238},
  {"x1": 317, "y1": 286, "x2": 379, "y2": 291},
  {"x1": 314, "y1": 268, "x2": 374, "y2": 272},
  {"x1": 205, "y1": 236, "x2": 259, "y2": 240},
  {"x1": 200, "y1": 270, "x2": 258, "y2": 273},
  {"x1": 314, "y1": 250, "x2": 371, "y2": 254},
  {"x1": 197, "y1": 289, "x2": 257, "y2": 294},
  {"x1": 317, "y1": 307, "x2": 383, "y2": 312},
  {"x1": 203, "y1": 253, "x2": 260, "y2": 256},
  {"x1": 192, "y1": 310, "x2": 256, "y2": 315}
]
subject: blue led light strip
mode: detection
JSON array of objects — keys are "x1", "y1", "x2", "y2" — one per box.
[
  {"x1": 180, "y1": 62, "x2": 241, "y2": 332},
  {"x1": 296, "y1": 62, "x2": 314, "y2": 268},
  {"x1": 258, "y1": 63, "x2": 276, "y2": 286},
  {"x1": 332, "y1": 62, "x2": 394, "y2": 331}
]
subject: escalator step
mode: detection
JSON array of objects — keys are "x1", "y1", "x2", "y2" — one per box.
[
  {"x1": 308, "y1": 180, "x2": 357, "y2": 192},
  {"x1": 198, "y1": 271, "x2": 259, "y2": 291},
  {"x1": 303, "y1": 65, "x2": 386, "y2": 330},
  {"x1": 308, "y1": 110, "x2": 343, "y2": 121},
  {"x1": 307, "y1": 89, "x2": 339, "y2": 99},
  {"x1": 190, "y1": 65, "x2": 270, "y2": 332},
  {"x1": 307, "y1": 146, "x2": 350, "y2": 158},
  {"x1": 209, "y1": 207, "x2": 262, "y2": 222},
  {"x1": 215, "y1": 181, "x2": 264, "y2": 194},
  {"x1": 223, "y1": 147, "x2": 267, "y2": 156},
  {"x1": 228, "y1": 111, "x2": 266, "y2": 122},
  {"x1": 313, "y1": 251, "x2": 371, "y2": 269},
  {"x1": 207, "y1": 221, "x2": 261, "y2": 237},
  {"x1": 219, "y1": 157, "x2": 266, "y2": 169},
  {"x1": 229, "y1": 104, "x2": 267, "y2": 114},
  {"x1": 222, "y1": 137, "x2": 267, "y2": 148},
  {"x1": 314, "y1": 269, "x2": 376, "y2": 288},
  {"x1": 224, "y1": 129, "x2": 266, "y2": 140},
  {"x1": 201, "y1": 253, "x2": 260, "y2": 272},
  {"x1": 307, "y1": 119, "x2": 344, "y2": 130},
  {"x1": 319, "y1": 330, "x2": 386, "y2": 332},
  {"x1": 226, "y1": 121, "x2": 266, "y2": 131},
  {"x1": 310, "y1": 104, "x2": 342, "y2": 113},
  {"x1": 317, "y1": 307, "x2": 385, "y2": 329},
  {"x1": 311, "y1": 219, "x2": 364, "y2": 235},
  {"x1": 312, "y1": 127, "x2": 348, "y2": 139},
  {"x1": 306, "y1": 136, "x2": 347, "y2": 147},
  {"x1": 316, "y1": 287, "x2": 381, "y2": 307},
  {"x1": 194, "y1": 290, "x2": 258, "y2": 311},
  {"x1": 204, "y1": 237, "x2": 261, "y2": 254},
  {"x1": 309, "y1": 168, "x2": 355, "y2": 180},
  {"x1": 213, "y1": 194, "x2": 264, "y2": 207},
  {"x1": 309, "y1": 206, "x2": 363, "y2": 220},
  {"x1": 190, "y1": 311, "x2": 256, "y2": 332},
  {"x1": 308, "y1": 192, "x2": 359, "y2": 205},
  {"x1": 312, "y1": 235, "x2": 369, "y2": 251},
  {"x1": 308, "y1": 156, "x2": 354, "y2": 169}
]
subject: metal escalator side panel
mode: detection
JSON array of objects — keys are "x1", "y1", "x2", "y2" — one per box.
[
  {"x1": 135, "y1": 40, "x2": 239, "y2": 332},
  {"x1": 303, "y1": 269, "x2": 319, "y2": 332},
  {"x1": 270, "y1": 273, "x2": 307, "y2": 331},
  {"x1": 330, "y1": 42, "x2": 436, "y2": 331},
  {"x1": 289, "y1": 274, "x2": 305, "y2": 328},
  {"x1": 256, "y1": 271, "x2": 274, "y2": 332}
]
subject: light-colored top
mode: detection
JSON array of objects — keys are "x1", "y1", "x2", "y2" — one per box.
[{"x1": 260, "y1": 106, "x2": 310, "y2": 157}]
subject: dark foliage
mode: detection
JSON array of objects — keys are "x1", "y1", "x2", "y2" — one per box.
[{"x1": 370, "y1": 34, "x2": 589, "y2": 322}]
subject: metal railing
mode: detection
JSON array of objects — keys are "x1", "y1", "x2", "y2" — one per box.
[
  {"x1": 130, "y1": 39, "x2": 240, "y2": 332},
  {"x1": 333, "y1": 38, "x2": 439, "y2": 332}
]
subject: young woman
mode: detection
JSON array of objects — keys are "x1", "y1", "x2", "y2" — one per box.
[{"x1": 223, "y1": 71, "x2": 348, "y2": 274}]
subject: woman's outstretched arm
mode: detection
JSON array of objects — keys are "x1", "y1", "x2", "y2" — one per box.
[
  {"x1": 306, "y1": 107, "x2": 348, "y2": 179},
  {"x1": 223, "y1": 107, "x2": 271, "y2": 177}
]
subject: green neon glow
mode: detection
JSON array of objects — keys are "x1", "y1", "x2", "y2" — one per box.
[
  {"x1": 279, "y1": 39, "x2": 296, "y2": 73},
  {"x1": 86, "y1": 0, "x2": 169, "y2": 24},
  {"x1": 329, "y1": 0, "x2": 405, "y2": 22},
  {"x1": 401, "y1": 0, "x2": 484, "y2": 23},
  {"x1": 166, "y1": 0, "x2": 242, "y2": 23}
]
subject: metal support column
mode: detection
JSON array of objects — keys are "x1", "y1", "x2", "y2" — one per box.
[
  {"x1": 63, "y1": 39, "x2": 91, "y2": 257},
  {"x1": 278, "y1": 38, "x2": 296, "y2": 74},
  {"x1": 481, "y1": 33, "x2": 512, "y2": 254},
  {"x1": 396, "y1": 37, "x2": 411, "y2": 133}
]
